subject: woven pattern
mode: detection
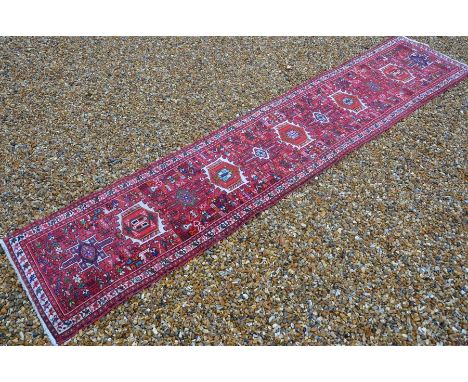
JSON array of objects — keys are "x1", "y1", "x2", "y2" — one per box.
[{"x1": 2, "y1": 37, "x2": 467, "y2": 344}]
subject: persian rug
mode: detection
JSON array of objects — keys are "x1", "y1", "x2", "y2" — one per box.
[{"x1": 2, "y1": 37, "x2": 467, "y2": 345}]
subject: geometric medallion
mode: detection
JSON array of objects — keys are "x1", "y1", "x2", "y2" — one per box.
[
  {"x1": 379, "y1": 63, "x2": 415, "y2": 83},
  {"x1": 252, "y1": 147, "x2": 270, "y2": 160},
  {"x1": 330, "y1": 91, "x2": 367, "y2": 113},
  {"x1": 61, "y1": 236, "x2": 113, "y2": 272},
  {"x1": 274, "y1": 121, "x2": 313, "y2": 148},
  {"x1": 117, "y1": 201, "x2": 165, "y2": 244},
  {"x1": 313, "y1": 112, "x2": 329, "y2": 124},
  {"x1": 203, "y1": 157, "x2": 247, "y2": 193}
]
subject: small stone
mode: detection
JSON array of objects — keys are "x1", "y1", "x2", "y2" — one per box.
[{"x1": 418, "y1": 327, "x2": 427, "y2": 336}]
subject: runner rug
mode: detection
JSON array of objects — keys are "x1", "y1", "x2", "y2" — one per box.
[{"x1": 2, "y1": 37, "x2": 467, "y2": 345}]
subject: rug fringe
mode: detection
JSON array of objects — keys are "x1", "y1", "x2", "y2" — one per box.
[{"x1": 0, "y1": 239, "x2": 58, "y2": 346}]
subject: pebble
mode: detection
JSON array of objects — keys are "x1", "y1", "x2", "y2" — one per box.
[{"x1": 0, "y1": 37, "x2": 466, "y2": 345}]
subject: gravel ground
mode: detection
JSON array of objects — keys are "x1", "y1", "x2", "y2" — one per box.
[{"x1": 0, "y1": 37, "x2": 466, "y2": 345}]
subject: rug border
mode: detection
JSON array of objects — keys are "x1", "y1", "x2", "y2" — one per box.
[{"x1": 1, "y1": 239, "x2": 58, "y2": 345}]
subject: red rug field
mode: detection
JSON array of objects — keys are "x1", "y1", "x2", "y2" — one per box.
[{"x1": 2, "y1": 37, "x2": 467, "y2": 344}]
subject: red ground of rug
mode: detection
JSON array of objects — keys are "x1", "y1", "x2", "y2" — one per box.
[{"x1": 2, "y1": 37, "x2": 467, "y2": 345}]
